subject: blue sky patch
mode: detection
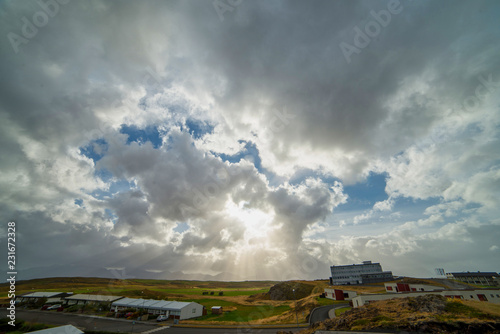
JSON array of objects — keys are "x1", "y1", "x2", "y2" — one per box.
[
  {"x1": 339, "y1": 172, "x2": 389, "y2": 211},
  {"x1": 215, "y1": 141, "x2": 281, "y2": 184},
  {"x1": 89, "y1": 179, "x2": 135, "y2": 200},
  {"x1": 74, "y1": 199, "x2": 84, "y2": 207},
  {"x1": 185, "y1": 119, "x2": 214, "y2": 139},
  {"x1": 120, "y1": 124, "x2": 162, "y2": 148},
  {"x1": 173, "y1": 222, "x2": 190, "y2": 233},
  {"x1": 105, "y1": 208, "x2": 118, "y2": 224},
  {"x1": 79, "y1": 138, "x2": 108, "y2": 162}
]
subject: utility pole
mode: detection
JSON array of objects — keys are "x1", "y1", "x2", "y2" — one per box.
[{"x1": 293, "y1": 288, "x2": 299, "y2": 330}]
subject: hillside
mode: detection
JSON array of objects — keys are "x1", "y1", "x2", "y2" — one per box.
[{"x1": 303, "y1": 294, "x2": 500, "y2": 334}]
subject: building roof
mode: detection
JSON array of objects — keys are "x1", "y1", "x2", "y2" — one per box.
[
  {"x1": 65, "y1": 294, "x2": 123, "y2": 302},
  {"x1": 111, "y1": 297, "x2": 194, "y2": 310},
  {"x1": 28, "y1": 325, "x2": 83, "y2": 334},
  {"x1": 20, "y1": 292, "x2": 67, "y2": 298},
  {"x1": 331, "y1": 262, "x2": 381, "y2": 268},
  {"x1": 449, "y1": 272, "x2": 499, "y2": 277}
]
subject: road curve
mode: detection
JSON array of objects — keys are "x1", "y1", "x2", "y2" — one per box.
[{"x1": 309, "y1": 303, "x2": 348, "y2": 324}]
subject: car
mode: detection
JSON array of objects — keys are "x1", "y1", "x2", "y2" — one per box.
[
  {"x1": 47, "y1": 304, "x2": 62, "y2": 310},
  {"x1": 156, "y1": 315, "x2": 168, "y2": 322}
]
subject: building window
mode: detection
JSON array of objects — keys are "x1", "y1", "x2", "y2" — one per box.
[{"x1": 192, "y1": 308, "x2": 196, "y2": 313}]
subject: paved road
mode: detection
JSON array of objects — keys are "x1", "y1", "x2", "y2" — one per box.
[
  {"x1": 309, "y1": 304, "x2": 348, "y2": 324},
  {"x1": 1, "y1": 309, "x2": 160, "y2": 333},
  {"x1": 166, "y1": 328, "x2": 302, "y2": 334},
  {"x1": 2, "y1": 309, "x2": 303, "y2": 334}
]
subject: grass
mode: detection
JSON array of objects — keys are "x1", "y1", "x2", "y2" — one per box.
[
  {"x1": 1, "y1": 277, "x2": 321, "y2": 325},
  {"x1": 444, "y1": 300, "x2": 497, "y2": 320},
  {"x1": 150, "y1": 287, "x2": 269, "y2": 296},
  {"x1": 195, "y1": 305, "x2": 291, "y2": 322},
  {"x1": 335, "y1": 306, "x2": 350, "y2": 316},
  {"x1": 315, "y1": 297, "x2": 334, "y2": 306}
]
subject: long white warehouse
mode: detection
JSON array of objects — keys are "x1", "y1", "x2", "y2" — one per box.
[{"x1": 111, "y1": 298, "x2": 204, "y2": 320}]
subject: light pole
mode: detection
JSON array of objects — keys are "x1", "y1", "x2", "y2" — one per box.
[
  {"x1": 141, "y1": 291, "x2": 145, "y2": 319},
  {"x1": 292, "y1": 288, "x2": 299, "y2": 330}
]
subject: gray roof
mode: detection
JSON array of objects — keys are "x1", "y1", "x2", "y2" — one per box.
[
  {"x1": 449, "y1": 272, "x2": 499, "y2": 277},
  {"x1": 65, "y1": 294, "x2": 123, "y2": 302},
  {"x1": 111, "y1": 298, "x2": 195, "y2": 311},
  {"x1": 21, "y1": 292, "x2": 66, "y2": 298},
  {"x1": 27, "y1": 325, "x2": 83, "y2": 334}
]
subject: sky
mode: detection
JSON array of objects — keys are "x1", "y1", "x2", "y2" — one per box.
[{"x1": 1, "y1": 0, "x2": 499, "y2": 281}]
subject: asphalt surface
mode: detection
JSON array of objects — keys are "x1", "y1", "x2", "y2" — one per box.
[
  {"x1": 2, "y1": 309, "x2": 304, "y2": 334},
  {"x1": 1, "y1": 309, "x2": 158, "y2": 333},
  {"x1": 309, "y1": 303, "x2": 348, "y2": 324}
]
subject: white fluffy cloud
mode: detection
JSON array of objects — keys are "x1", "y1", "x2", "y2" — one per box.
[{"x1": 1, "y1": 0, "x2": 499, "y2": 280}]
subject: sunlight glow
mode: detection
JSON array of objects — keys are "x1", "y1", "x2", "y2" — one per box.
[{"x1": 224, "y1": 200, "x2": 275, "y2": 243}]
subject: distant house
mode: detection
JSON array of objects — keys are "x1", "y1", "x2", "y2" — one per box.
[
  {"x1": 17, "y1": 292, "x2": 72, "y2": 304},
  {"x1": 64, "y1": 294, "x2": 123, "y2": 306},
  {"x1": 446, "y1": 272, "x2": 499, "y2": 286},
  {"x1": 111, "y1": 298, "x2": 204, "y2": 320},
  {"x1": 324, "y1": 288, "x2": 357, "y2": 301},
  {"x1": 211, "y1": 306, "x2": 223, "y2": 314},
  {"x1": 384, "y1": 282, "x2": 442, "y2": 293}
]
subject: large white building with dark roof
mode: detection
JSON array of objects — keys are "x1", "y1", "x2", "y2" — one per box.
[
  {"x1": 330, "y1": 260, "x2": 393, "y2": 285},
  {"x1": 446, "y1": 272, "x2": 499, "y2": 286},
  {"x1": 111, "y1": 298, "x2": 204, "y2": 320}
]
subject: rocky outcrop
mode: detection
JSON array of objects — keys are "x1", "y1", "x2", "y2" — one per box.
[{"x1": 267, "y1": 281, "x2": 314, "y2": 301}]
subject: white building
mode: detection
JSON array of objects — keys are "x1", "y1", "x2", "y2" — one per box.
[
  {"x1": 384, "y1": 282, "x2": 442, "y2": 293},
  {"x1": 324, "y1": 288, "x2": 357, "y2": 301},
  {"x1": 111, "y1": 298, "x2": 204, "y2": 320},
  {"x1": 330, "y1": 260, "x2": 393, "y2": 285},
  {"x1": 17, "y1": 292, "x2": 71, "y2": 304},
  {"x1": 352, "y1": 289, "x2": 500, "y2": 307},
  {"x1": 446, "y1": 272, "x2": 499, "y2": 286},
  {"x1": 64, "y1": 294, "x2": 123, "y2": 305}
]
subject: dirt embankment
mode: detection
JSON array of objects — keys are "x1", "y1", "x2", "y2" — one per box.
[{"x1": 302, "y1": 294, "x2": 500, "y2": 334}]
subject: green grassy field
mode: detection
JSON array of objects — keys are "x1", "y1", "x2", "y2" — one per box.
[
  {"x1": 0, "y1": 277, "x2": 318, "y2": 324},
  {"x1": 196, "y1": 304, "x2": 291, "y2": 322}
]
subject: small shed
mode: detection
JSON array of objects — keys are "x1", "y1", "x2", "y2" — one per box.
[{"x1": 211, "y1": 306, "x2": 223, "y2": 314}]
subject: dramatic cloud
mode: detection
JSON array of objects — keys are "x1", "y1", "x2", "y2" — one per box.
[{"x1": 1, "y1": 0, "x2": 499, "y2": 280}]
